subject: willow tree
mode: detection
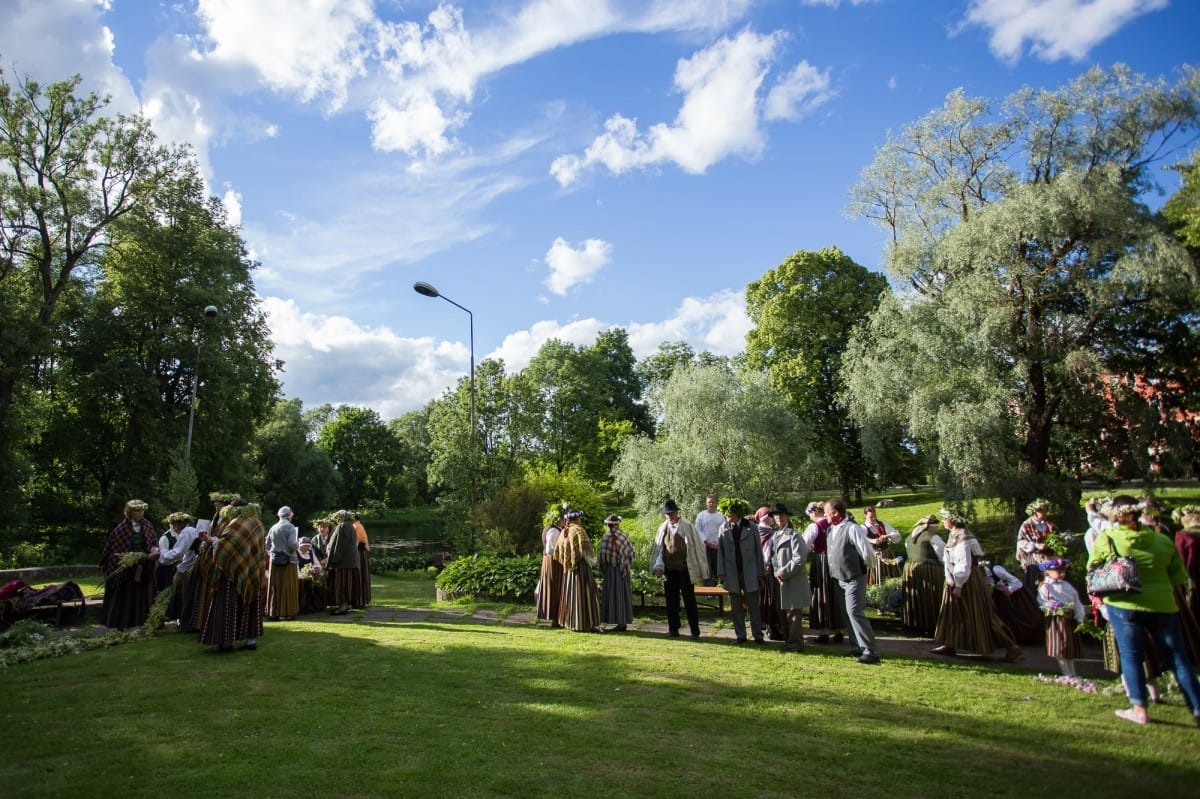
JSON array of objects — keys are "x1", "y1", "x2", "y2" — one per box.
[{"x1": 844, "y1": 64, "x2": 1200, "y2": 507}]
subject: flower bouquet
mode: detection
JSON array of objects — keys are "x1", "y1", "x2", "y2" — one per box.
[
  {"x1": 1040, "y1": 599, "x2": 1074, "y2": 617},
  {"x1": 299, "y1": 564, "x2": 325, "y2": 587},
  {"x1": 1044, "y1": 531, "x2": 1074, "y2": 556},
  {"x1": 106, "y1": 551, "x2": 149, "y2": 583}
]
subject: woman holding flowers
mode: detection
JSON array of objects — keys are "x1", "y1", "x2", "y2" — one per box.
[
  {"x1": 1089, "y1": 497, "x2": 1200, "y2": 726},
  {"x1": 200, "y1": 499, "x2": 265, "y2": 651},
  {"x1": 554, "y1": 510, "x2": 602, "y2": 632},
  {"x1": 99, "y1": 499, "x2": 160, "y2": 630},
  {"x1": 1036, "y1": 558, "x2": 1086, "y2": 677},
  {"x1": 1016, "y1": 498, "x2": 1056, "y2": 587}
]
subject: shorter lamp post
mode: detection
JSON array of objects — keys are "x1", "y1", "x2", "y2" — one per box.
[{"x1": 184, "y1": 305, "x2": 218, "y2": 464}]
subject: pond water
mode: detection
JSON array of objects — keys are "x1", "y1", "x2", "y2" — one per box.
[{"x1": 361, "y1": 519, "x2": 449, "y2": 554}]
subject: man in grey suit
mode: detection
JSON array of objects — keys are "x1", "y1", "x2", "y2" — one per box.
[{"x1": 824, "y1": 498, "x2": 881, "y2": 664}]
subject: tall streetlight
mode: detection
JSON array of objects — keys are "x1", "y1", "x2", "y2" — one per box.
[
  {"x1": 413, "y1": 281, "x2": 475, "y2": 503},
  {"x1": 184, "y1": 305, "x2": 219, "y2": 464}
]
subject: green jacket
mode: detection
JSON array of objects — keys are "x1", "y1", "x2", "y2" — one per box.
[{"x1": 1087, "y1": 525, "x2": 1184, "y2": 614}]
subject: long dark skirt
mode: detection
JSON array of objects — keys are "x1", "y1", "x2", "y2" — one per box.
[
  {"x1": 266, "y1": 563, "x2": 300, "y2": 618},
  {"x1": 1174, "y1": 583, "x2": 1200, "y2": 666},
  {"x1": 901, "y1": 561, "x2": 943, "y2": 637},
  {"x1": 760, "y1": 573, "x2": 782, "y2": 635},
  {"x1": 101, "y1": 564, "x2": 156, "y2": 630},
  {"x1": 355, "y1": 546, "x2": 372, "y2": 607},
  {"x1": 154, "y1": 562, "x2": 177, "y2": 595},
  {"x1": 992, "y1": 586, "x2": 1045, "y2": 646},
  {"x1": 600, "y1": 563, "x2": 633, "y2": 626},
  {"x1": 192, "y1": 566, "x2": 215, "y2": 634},
  {"x1": 536, "y1": 554, "x2": 564, "y2": 624},
  {"x1": 808, "y1": 554, "x2": 846, "y2": 632},
  {"x1": 298, "y1": 578, "x2": 328, "y2": 614},
  {"x1": 328, "y1": 566, "x2": 359, "y2": 608},
  {"x1": 558, "y1": 561, "x2": 601, "y2": 632},
  {"x1": 1045, "y1": 615, "x2": 1084, "y2": 659},
  {"x1": 200, "y1": 580, "x2": 264, "y2": 647},
  {"x1": 934, "y1": 569, "x2": 999, "y2": 655},
  {"x1": 868, "y1": 552, "x2": 904, "y2": 586}
]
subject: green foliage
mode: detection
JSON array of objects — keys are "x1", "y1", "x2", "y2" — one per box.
[
  {"x1": 523, "y1": 466, "x2": 605, "y2": 531},
  {"x1": 866, "y1": 577, "x2": 903, "y2": 614},
  {"x1": 369, "y1": 553, "x2": 442, "y2": 574},
  {"x1": 251, "y1": 399, "x2": 338, "y2": 513},
  {"x1": 159, "y1": 443, "x2": 200, "y2": 515},
  {"x1": 474, "y1": 483, "x2": 547, "y2": 555},
  {"x1": 316, "y1": 405, "x2": 406, "y2": 509},
  {"x1": 435, "y1": 553, "x2": 541, "y2": 601}
]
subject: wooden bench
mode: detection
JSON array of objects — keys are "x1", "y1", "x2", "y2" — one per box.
[{"x1": 638, "y1": 584, "x2": 728, "y2": 613}]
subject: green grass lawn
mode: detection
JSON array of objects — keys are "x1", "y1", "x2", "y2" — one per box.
[{"x1": 4, "y1": 570, "x2": 1200, "y2": 798}]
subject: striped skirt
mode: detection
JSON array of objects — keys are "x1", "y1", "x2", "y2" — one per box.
[
  {"x1": 1045, "y1": 615, "x2": 1084, "y2": 659},
  {"x1": 868, "y1": 554, "x2": 904, "y2": 586},
  {"x1": 536, "y1": 554, "x2": 564, "y2": 623},
  {"x1": 266, "y1": 563, "x2": 300, "y2": 618},
  {"x1": 808, "y1": 554, "x2": 847, "y2": 632},
  {"x1": 933, "y1": 569, "x2": 998, "y2": 655},
  {"x1": 557, "y1": 561, "x2": 601, "y2": 632},
  {"x1": 328, "y1": 565, "x2": 359, "y2": 607},
  {"x1": 199, "y1": 579, "x2": 264, "y2": 647},
  {"x1": 600, "y1": 562, "x2": 634, "y2": 625},
  {"x1": 901, "y1": 561, "x2": 943, "y2": 637}
]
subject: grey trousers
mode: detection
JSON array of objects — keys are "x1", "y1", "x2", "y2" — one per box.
[
  {"x1": 729, "y1": 589, "x2": 763, "y2": 642},
  {"x1": 838, "y1": 576, "x2": 877, "y2": 655}
]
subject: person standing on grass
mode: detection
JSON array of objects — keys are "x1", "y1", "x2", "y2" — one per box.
[
  {"x1": 265, "y1": 506, "x2": 300, "y2": 621},
  {"x1": 536, "y1": 505, "x2": 566, "y2": 627},
  {"x1": 803, "y1": 501, "x2": 846, "y2": 644},
  {"x1": 770, "y1": 503, "x2": 811, "y2": 652},
  {"x1": 158, "y1": 513, "x2": 199, "y2": 628},
  {"x1": 824, "y1": 499, "x2": 881, "y2": 664},
  {"x1": 694, "y1": 493, "x2": 724, "y2": 587},
  {"x1": 862, "y1": 506, "x2": 902, "y2": 586},
  {"x1": 353, "y1": 512, "x2": 372, "y2": 607},
  {"x1": 900, "y1": 514, "x2": 944, "y2": 638},
  {"x1": 651, "y1": 499, "x2": 709, "y2": 639},
  {"x1": 599, "y1": 514, "x2": 636, "y2": 632},
  {"x1": 199, "y1": 499, "x2": 265, "y2": 652},
  {"x1": 931, "y1": 508, "x2": 1023, "y2": 663},
  {"x1": 554, "y1": 510, "x2": 602, "y2": 633},
  {"x1": 99, "y1": 499, "x2": 160, "y2": 630},
  {"x1": 717, "y1": 497, "x2": 767, "y2": 645},
  {"x1": 1036, "y1": 558, "x2": 1086, "y2": 677},
  {"x1": 755, "y1": 506, "x2": 784, "y2": 641},
  {"x1": 1016, "y1": 498, "x2": 1056, "y2": 587},
  {"x1": 325, "y1": 510, "x2": 360, "y2": 615}
]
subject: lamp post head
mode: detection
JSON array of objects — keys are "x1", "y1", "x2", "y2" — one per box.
[
  {"x1": 413, "y1": 281, "x2": 440, "y2": 298},
  {"x1": 203, "y1": 305, "x2": 218, "y2": 319}
]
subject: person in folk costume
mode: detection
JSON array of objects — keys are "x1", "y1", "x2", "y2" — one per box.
[
  {"x1": 1016, "y1": 498, "x2": 1057, "y2": 588},
  {"x1": 199, "y1": 499, "x2": 265, "y2": 651},
  {"x1": 325, "y1": 510, "x2": 360, "y2": 616},
  {"x1": 265, "y1": 506, "x2": 300, "y2": 621},
  {"x1": 770, "y1": 503, "x2": 812, "y2": 653},
  {"x1": 717, "y1": 497, "x2": 767, "y2": 645},
  {"x1": 296, "y1": 535, "x2": 327, "y2": 614},
  {"x1": 553, "y1": 510, "x2": 603, "y2": 632},
  {"x1": 803, "y1": 501, "x2": 846, "y2": 644},
  {"x1": 599, "y1": 514, "x2": 636, "y2": 632},
  {"x1": 1173, "y1": 505, "x2": 1200, "y2": 665},
  {"x1": 754, "y1": 506, "x2": 784, "y2": 641},
  {"x1": 536, "y1": 504, "x2": 567, "y2": 627},
  {"x1": 650, "y1": 499, "x2": 710, "y2": 639},
  {"x1": 190, "y1": 491, "x2": 240, "y2": 634},
  {"x1": 352, "y1": 512, "x2": 372, "y2": 607},
  {"x1": 310, "y1": 517, "x2": 332, "y2": 563},
  {"x1": 824, "y1": 499, "x2": 882, "y2": 664},
  {"x1": 900, "y1": 514, "x2": 945, "y2": 637},
  {"x1": 982, "y1": 560, "x2": 1045, "y2": 646},
  {"x1": 157, "y1": 512, "x2": 198, "y2": 625},
  {"x1": 1036, "y1": 558, "x2": 1086, "y2": 677},
  {"x1": 862, "y1": 506, "x2": 902, "y2": 586},
  {"x1": 155, "y1": 512, "x2": 190, "y2": 596},
  {"x1": 99, "y1": 499, "x2": 161, "y2": 630},
  {"x1": 931, "y1": 508, "x2": 1023, "y2": 662}
]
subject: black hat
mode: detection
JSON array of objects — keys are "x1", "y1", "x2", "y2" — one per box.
[
  {"x1": 771, "y1": 503, "x2": 792, "y2": 516},
  {"x1": 662, "y1": 498, "x2": 680, "y2": 514}
]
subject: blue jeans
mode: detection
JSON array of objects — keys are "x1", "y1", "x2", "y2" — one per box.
[{"x1": 1106, "y1": 605, "x2": 1200, "y2": 713}]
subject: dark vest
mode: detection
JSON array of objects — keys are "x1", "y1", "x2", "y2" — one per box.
[
  {"x1": 827, "y1": 521, "x2": 865, "y2": 581},
  {"x1": 905, "y1": 530, "x2": 940, "y2": 564}
]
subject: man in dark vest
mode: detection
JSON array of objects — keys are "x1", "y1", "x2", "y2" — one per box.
[{"x1": 824, "y1": 499, "x2": 882, "y2": 664}]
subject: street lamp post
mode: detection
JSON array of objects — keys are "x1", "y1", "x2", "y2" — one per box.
[
  {"x1": 413, "y1": 281, "x2": 475, "y2": 503},
  {"x1": 184, "y1": 305, "x2": 218, "y2": 464}
]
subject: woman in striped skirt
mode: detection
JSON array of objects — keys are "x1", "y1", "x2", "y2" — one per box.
[
  {"x1": 901, "y1": 514, "x2": 945, "y2": 637},
  {"x1": 599, "y1": 514, "x2": 636, "y2": 632},
  {"x1": 1036, "y1": 558, "x2": 1086, "y2": 676},
  {"x1": 553, "y1": 510, "x2": 602, "y2": 632}
]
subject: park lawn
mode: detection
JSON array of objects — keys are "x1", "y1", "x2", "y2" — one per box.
[{"x1": 3, "y1": 596, "x2": 1200, "y2": 798}]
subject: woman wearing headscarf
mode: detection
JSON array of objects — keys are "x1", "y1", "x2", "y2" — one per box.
[
  {"x1": 99, "y1": 499, "x2": 160, "y2": 630},
  {"x1": 265, "y1": 505, "x2": 300, "y2": 621},
  {"x1": 199, "y1": 499, "x2": 265, "y2": 651},
  {"x1": 296, "y1": 534, "x2": 327, "y2": 614},
  {"x1": 325, "y1": 510, "x2": 360, "y2": 616},
  {"x1": 900, "y1": 514, "x2": 945, "y2": 638},
  {"x1": 1091, "y1": 498, "x2": 1200, "y2": 726},
  {"x1": 599, "y1": 514, "x2": 636, "y2": 632},
  {"x1": 931, "y1": 508, "x2": 1023, "y2": 662},
  {"x1": 554, "y1": 510, "x2": 602, "y2": 632},
  {"x1": 536, "y1": 505, "x2": 566, "y2": 627}
]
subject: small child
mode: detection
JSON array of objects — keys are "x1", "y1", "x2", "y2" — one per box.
[{"x1": 1036, "y1": 558, "x2": 1086, "y2": 677}]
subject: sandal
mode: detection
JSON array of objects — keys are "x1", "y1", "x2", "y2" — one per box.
[{"x1": 1115, "y1": 708, "x2": 1148, "y2": 725}]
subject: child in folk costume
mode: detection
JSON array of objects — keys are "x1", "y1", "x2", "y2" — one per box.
[{"x1": 1036, "y1": 558, "x2": 1086, "y2": 677}]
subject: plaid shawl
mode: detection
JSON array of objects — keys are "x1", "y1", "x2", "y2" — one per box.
[
  {"x1": 553, "y1": 523, "x2": 595, "y2": 570},
  {"x1": 99, "y1": 519, "x2": 158, "y2": 573},
  {"x1": 599, "y1": 530, "x2": 635, "y2": 570},
  {"x1": 213, "y1": 515, "x2": 266, "y2": 605}
]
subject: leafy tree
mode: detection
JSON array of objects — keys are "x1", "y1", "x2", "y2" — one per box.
[
  {"x1": 316, "y1": 405, "x2": 406, "y2": 509},
  {"x1": 745, "y1": 247, "x2": 889, "y2": 499},
  {"x1": 611, "y1": 362, "x2": 812, "y2": 520},
  {"x1": 845, "y1": 64, "x2": 1200, "y2": 507},
  {"x1": 0, "y1": 69, "x2": 190, "y2": 522},
  {"x1": 388, "y1": 408, "x2": 433, "y2": 505},
  {"x1": 251, "y1": 399, "x2": 338, "y2": 514}
]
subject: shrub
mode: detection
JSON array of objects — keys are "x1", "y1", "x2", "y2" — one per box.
[
  {"x1": 370, "y1": 553, "x2": 444, "y2": 574},
  {"x1": 866, "y1": 577, "x2": 903, "y2": 614},
  {"x1": 473, "y1": 484, "x2": 546, "y2": 556},
  {"x1": 435, "y1": 554, "x2": 541, "y2": 601}
]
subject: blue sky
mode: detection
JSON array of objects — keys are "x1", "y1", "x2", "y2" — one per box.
[{"x1": 1, "y1": 0, "x2": 1196, "y2": 420}]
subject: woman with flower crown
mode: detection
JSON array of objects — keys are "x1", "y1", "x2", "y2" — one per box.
[
  {"x1": 1016, "y1": 498, "x2": 1056, "y2": 587},
  {"x1": 99, "y1": 499, "x2": 160, "y2": 630},
  {"x1": 199, "y1": 499, "x2": 265, "y2": 651},
  {"x1": 553, "y1": 510, "x2": 602, "y2": 632}
]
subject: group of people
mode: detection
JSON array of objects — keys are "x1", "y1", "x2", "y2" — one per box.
[{"x1": 98, "y1": 493, "x2": 375, "y2": 652}]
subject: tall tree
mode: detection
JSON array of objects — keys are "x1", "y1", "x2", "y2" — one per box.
[
  {"x1": 316, "y1": 405, "x2": 406, "y2": 509},
  {"x1": 251, "y1": 399, "x2": 339, "y2": 514},
  {"x1": 744, "y1": 247, "x2": 888, "y2": 499},
  {"x1": 0, "y1": 70, "x2": 189, "y2": 520},
  {"x1": 844, "y1": 64, "x2": 1200, "y2": 505}
]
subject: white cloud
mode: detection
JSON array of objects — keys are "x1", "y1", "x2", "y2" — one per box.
[
  {"x1": 958, "y1": 0, "x2": 1169, "y2": 63},
  {"x1": 222, "y1": 187, "x2": 243, "y2": 227},
  {"x1": 764, "y1": 60, "x2": 835, "y2": 121},
  {"x1": 543, "y1": 237, "x2": 612, "y2": 295},
  {"x1": 799, "y1": 0, "x2": 879, "y2": 6},
  {"x1": 551, "y1": 29, "x2": 797, "y2": 186}
]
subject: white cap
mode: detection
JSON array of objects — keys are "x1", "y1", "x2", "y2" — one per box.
[{"x1": 277, "y1": 506, "x2": 293, "y2": 518}]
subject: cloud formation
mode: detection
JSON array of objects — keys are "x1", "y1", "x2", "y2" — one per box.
[
  {"x1": 959, "y1": 0, "x2": 1169, "y2": 63},
  {"x1": 543, "y1": 237, "x2": 613, "y2": 295}
]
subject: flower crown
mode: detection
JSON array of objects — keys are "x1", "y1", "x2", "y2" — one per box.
[
  {"x1": 1025, "y1": 498, "x2": 1051, "y2": 516},
  {"x1": 219, "y1": 502, "x2": 261, "y2": 521},
  {"x1": 163, "y1": 511, "x2": 195, "y2": 525},
  {"x1": 208, "y1": 491, "x2": 240, "y2": 503},
  {"x1": 1101, "y1": 499, "x2": 1147, "y2": 520},
  {"x1": 717, "y1": 497, "x2": 752, "y2": 517},
  {"x1": 1172, "y1": 505, "x2": 1200, "y2": 524},
  {"x1": 939, "y1": 507, "x2": 969, "y2": 528}
]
